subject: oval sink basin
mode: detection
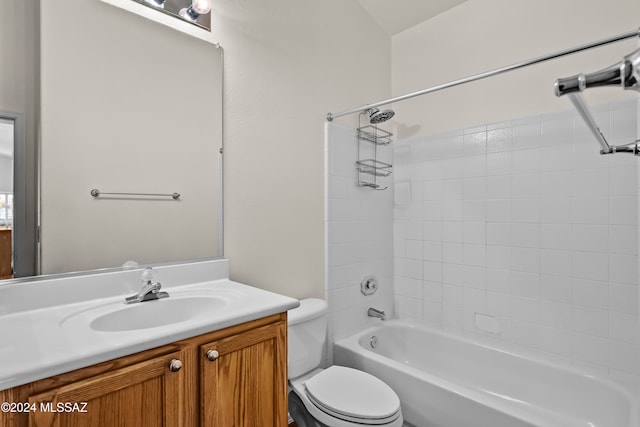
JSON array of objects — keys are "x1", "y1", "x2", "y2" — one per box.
[{"x1": 90, "y1": 296, "x2": 226, "y2": 332}]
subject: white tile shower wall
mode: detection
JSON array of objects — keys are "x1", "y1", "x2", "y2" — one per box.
[
  {"x1": 393, "y1": 99, "x2": 640, "y2": 382},
  {"x1": 325, "y1": 122, "x2": 395, "y2": 363}
]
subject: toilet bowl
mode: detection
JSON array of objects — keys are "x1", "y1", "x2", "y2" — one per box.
[{"x1": 287, "y1": 299, "x2": 403, "y2": 427}]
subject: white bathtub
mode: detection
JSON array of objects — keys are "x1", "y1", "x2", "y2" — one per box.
[{"x1": 333, "y1": 321, "x2": 638, "y2": 427}]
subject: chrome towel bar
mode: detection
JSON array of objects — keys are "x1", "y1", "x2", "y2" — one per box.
[{"x1": 90, "y1": 189, "x2": 181, "y2": 200}]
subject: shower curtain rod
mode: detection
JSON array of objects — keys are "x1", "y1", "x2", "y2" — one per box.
[{"x1": 326, "y1": 27, "x2": 640, "y2": 122}]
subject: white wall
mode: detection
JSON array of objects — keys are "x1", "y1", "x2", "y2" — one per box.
[
  {"x1": 393, "y1": 101, "x2": 640, "y2": 382},
  {"x1": 391, "y1": 0, "x2": 640, "y2": 138},
  {"x1": 40, "y1": 0, "x2": 221, "y2": 273},
  {"x1": 210, "y1": 1, "x2": 391, "y2": 299}
]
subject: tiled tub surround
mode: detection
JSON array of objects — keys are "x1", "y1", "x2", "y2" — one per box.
[
  {"x1": 326, "y1": 101, "x2": 640, "y2": 384},
  {"x1": 325, "y1": 123, "x2": 394, "y2": 354},
  {"x1": 392, "y1": 99, "x2": 640, "y2": 383}
]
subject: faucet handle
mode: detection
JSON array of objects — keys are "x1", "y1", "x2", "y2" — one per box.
[
  {"x1": 141, "y1": 267, "x2": 155, "y2": 284},
  {"x1": 124, "y1": 267, "x2": 168, "y2": 304}
]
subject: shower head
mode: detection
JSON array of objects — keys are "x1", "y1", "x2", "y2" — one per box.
[{"x1": 367, "y1": 107, "x2": 395, "y2": 124}]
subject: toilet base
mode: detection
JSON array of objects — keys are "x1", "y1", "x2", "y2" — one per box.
[{"x1": 289, "y1": 390, "x2": 328, "y2": 427}]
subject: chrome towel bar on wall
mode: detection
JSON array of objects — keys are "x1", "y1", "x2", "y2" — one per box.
[{"x1": 90, "y1": 189, "x2": 181, "y2": 200}]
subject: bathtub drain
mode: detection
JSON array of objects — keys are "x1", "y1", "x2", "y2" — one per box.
[{"x1": 370, "y1": 335, "x2": 378, "y2": 349}]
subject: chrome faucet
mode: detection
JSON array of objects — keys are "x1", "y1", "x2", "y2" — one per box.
[
  {"x1": 367, "y1": 307, "x2": 386, "y2": 321},
  {"x1": 125, "y1": 267, "x2": 169, "y2": 304}
]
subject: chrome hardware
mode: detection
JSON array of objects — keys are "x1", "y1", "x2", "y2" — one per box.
[
  {"x1": 124, "y1": 267, "x2": 170, "y2": 304},
  {"x1": 357, "y1": 159, "x2": 392, "y2": 177},
  {"x1": 357, "y1": 125, "x2": 393, "y2": 146},
  {"x1": 562, "y1": 92, "x2": 640, "y2": 156},
  {"x1": 356, "y1": 122, "x2": 392, "y2": 191},
  {"x1": 367, "y1": 307, "x2": 386, "y2": 321},
  {"x1": 555, "y1": 47, "x2": 640, "y2": 156},
  {"x1": 206, "y1": 349, "x2": 219, "y2": 361},
  {"x1": 361, "y1": 276, "x2": 378, "y2": 296},
  {"x1": 328, "y1": 28, "x2": 640, "y2": 122},
  {"x1": 91, "y1": 188, "x2": 180, "y2": 200},
  {"x1": 370, "y1": 335, "x2": 378, "y2": 349},
  {"x1": 169, "y1": 359, "x2": 182, "y2": 372}
]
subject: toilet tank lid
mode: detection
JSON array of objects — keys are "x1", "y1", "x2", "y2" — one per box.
[{"x1": 288, "y1": 298, "x2": 327, "y2": 325}]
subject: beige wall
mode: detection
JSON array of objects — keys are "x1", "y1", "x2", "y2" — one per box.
[
  {"x1": 0, "y1": 1, "x2": 37, "y2": 118},
  {"x1": 392, "y1": 0, "x2": 640, "y2": 138},
  {"x1": 211, "y1": 1, "x2": 391, "y2": 299}
]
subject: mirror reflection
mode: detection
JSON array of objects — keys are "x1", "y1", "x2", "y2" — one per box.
[
  {"x1": 2, "y1": 0, "x2": 223, "y2": 283},
  {"x1": 0, "y1": 119, "x2": 13, "y2": 279}
]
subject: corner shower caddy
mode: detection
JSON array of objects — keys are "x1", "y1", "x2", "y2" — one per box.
[{"x1": 356, "y1": 124, "x2": 392, "y2": 190}]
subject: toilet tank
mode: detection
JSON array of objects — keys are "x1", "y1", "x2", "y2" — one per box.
[{"x1": 288, "y1": 298, "x2": 328, "y2": 379}]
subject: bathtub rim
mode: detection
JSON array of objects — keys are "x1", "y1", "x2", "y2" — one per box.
[{"x1": 333, "y1": 319, "x2": 639, "y2": 427}]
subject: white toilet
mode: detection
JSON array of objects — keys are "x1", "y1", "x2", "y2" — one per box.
[{"x1": 288, "y1": 298, "x2": 403, "y2": 427}]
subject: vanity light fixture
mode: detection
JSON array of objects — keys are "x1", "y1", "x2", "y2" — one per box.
[
  {"x1": 131, "y1": 0, "x2": 212, "y2": 31},
  {"x1": 179, "y1": 0, "x2": 212, "y2": 22}
]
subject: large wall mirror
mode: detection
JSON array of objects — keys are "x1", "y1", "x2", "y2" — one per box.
[
  {"x1": 0, "y1": 117, "x2": 16, "y2": 280},
  {"x1": 1, "y1": 0, "x2": 223, "y2": 283}
]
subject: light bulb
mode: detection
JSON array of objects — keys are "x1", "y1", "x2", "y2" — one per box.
[
  {"x1": 192, "y1": 0, "x2": 211, "y2": 14},
  {"x1": 179, "y1": 0, "x2": 212, "y2": 22}
]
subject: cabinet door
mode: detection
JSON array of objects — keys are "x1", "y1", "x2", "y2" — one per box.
[
  {"x1": 27, "y1": 351, "x2": 186, "y2": 427},
  {"x1": 200, "y1": 320, "x2": 287, "y2": 427},
  {"x1": 0, "y1": 229, "x2": 11, "y2": 279}
]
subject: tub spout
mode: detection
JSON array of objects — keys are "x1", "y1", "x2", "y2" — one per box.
[{"x1": 368, "y1": 307, "x2": 386, "y2": 321}]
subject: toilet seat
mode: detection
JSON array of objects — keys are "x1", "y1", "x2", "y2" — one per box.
[{"x1": 293, "y1": 366, "x2": 402, "y2": 426}]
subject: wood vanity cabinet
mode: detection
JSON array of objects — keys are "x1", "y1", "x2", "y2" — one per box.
[
  {"x1": 28, "y1": 351, "x2": 185, "y2": 427},
  {"x1": 0, "y1": 313, "x2": 288, "y2": 427},
  {"x1": 0, "y1": 228, "x2": 12, "y2": 279},
  {"x1": 200, "y1": 320, "x2": 287, "y2": 425}
]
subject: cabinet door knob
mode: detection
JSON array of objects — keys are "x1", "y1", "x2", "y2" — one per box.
[
  {"x1": 206, "y1": 349, "x2": 219, "y2": 361},
  {"x1": 169, "y1": 359, "x2": 183, "y2": 372}
]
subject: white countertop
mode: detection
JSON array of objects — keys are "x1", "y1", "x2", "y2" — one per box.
[{"x1": 0, "y1": 260, "x2": 299, "y2": 390}]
